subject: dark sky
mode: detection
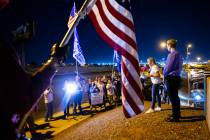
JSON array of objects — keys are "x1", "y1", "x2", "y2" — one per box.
[{"x1": 0, "y1": 0, "x2": 210, "y2": 64}]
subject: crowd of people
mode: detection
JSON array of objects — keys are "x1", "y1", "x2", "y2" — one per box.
[{"x1": 42, "y1": 74, "x2": 122, "y2": 122}]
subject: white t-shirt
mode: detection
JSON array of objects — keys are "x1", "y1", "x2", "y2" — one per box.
[
  {"x1": 44, "y1": 89, "x2": 53, "y2": 103},
  {"x1": 150, "y1": 65, "x2": 162, "y2": 84},
  {"x1": 98, "y1": 83, "x2": 104, "y2": 96},
  {"x1": 106, "y1": 83, "x2": 114, "y2": 96}
]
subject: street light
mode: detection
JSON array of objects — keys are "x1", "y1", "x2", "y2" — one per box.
[
  {"x1": 159, "y1": 41, "x2": 167, "y2": 65},
  {"x1": 188, "y1": 44, "x2": 192, "y2": 48},
  {"x1": 160, "y1": 41, "x2": 167, "y2": 49},
  {"x1": 197, "y1": 57, "x2": 201, "y2": 63},
  {"x1": 186, "y1": 43, "x2": 192, "y2": 65}
]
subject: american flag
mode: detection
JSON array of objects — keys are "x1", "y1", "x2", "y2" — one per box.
[
  {"x1": 89, "y1": 0, "x2": 144, "y2": 118},
  {"x1": 68, "y1": 2, "x2": 77, "y2": 28},
  {"x1": 68, "y1": 2, "x2": 86, "y2": 65},
  {"x1": 0, "y1": 0, "x2": 9, "y2": 10}
]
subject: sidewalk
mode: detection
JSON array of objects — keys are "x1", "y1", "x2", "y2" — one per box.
[
  {"x1": 26, "y1": 103, "x2": 95, "y2": 139},
  {"x1": 53, "y1": 101, "x2": 210, "y2": 140},
  {"x1": 26, "y1": 101, "x2": 209, "y2": 140}
]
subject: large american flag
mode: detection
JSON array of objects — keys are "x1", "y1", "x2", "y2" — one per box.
[
  {"x1": 88, "y1": 0, "x2": 144, "y2": 118},
  {"x1": 0, "y1": 0, "x2": 9, "y2": 10}
]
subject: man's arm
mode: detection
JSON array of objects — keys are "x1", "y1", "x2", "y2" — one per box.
[
  {"x1": 30, "y1": 44, "x2": 68, "y2": 108},
  {"x1": 149, "y1": 71, "x2": 160, "y2": 77},
  {"x1": 30, "y1": 61, "x2": 56, "y2": 104}
]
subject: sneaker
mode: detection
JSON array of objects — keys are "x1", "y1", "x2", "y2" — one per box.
[
  {"x1": 155, "y1": 107, "x2": 161, "y2": 111},
  {"x1": 145, "y1": 108, "x2": 154, "y2": 114},
  {"x1": 50, "y1": 117, "x2": 55, "y2": 121},
  {"x1": 62, "y1": 115, "x2": 68, "y2": 120}
]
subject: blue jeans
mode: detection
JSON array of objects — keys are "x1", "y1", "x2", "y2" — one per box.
[
  {"x1": 73, "y1": 91, "x2": 83, "y2": 113},
  {"x1": 64, "y1": 100, "x2": 71, "y2": 116},
  {"x1": 45, "y1": 102, "x2": 53, "y2": 120},
  {"x1": 151, "y1": 83, "x2": 161, "y2": 109}
]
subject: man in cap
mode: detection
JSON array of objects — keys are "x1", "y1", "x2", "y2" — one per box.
[{"x1": 164, "y1": 38, "x2": 183, "y2": 122}]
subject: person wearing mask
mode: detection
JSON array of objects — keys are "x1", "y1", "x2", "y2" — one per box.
[
  {"x1": 145, "y1": 57, "x2": 162, "y2": 113},
  {"x1": 87, "y1": 78, "x2": 92, "y2": 105},
  {"x1": 73, "y1": 76, "x2": 83, "y2": 115},
  {"x1": 164, "y1": 39, "x2": 183, "y2": 122},
  {"x1": 43, "y1": 87, "x2": 54, "y2": 122},
  {"x1": 106, "y1": 79, "x2": 115, "y2": 105},
  {"x1": 89, "y1": 81, "x2": 100, "y2": 107}
]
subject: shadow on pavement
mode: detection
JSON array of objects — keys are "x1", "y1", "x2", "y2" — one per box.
[
  {"x1": 35, "y1": 123, "x2": 55, "y2": 130},
  {"x1": 162, "y1": 107, "x2": 204, "y2": 111},
  {"x1": 180, "y1": 115, "x2": 205, "y2": 122},
  {"x1": 31, "y1": 131, "x2": 54, "y2": 140}
]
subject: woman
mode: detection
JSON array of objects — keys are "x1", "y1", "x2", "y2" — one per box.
[
  {"x1": 106, "y1": 80, "x2": 116, "y2": 105},
  {"x1": 145, "y1": 57, "x2": 162, "y2": 113}
]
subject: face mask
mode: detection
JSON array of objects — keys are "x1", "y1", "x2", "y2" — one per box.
[{"x1": 167, "y1": 46, "x2": 171, "y2": 52}]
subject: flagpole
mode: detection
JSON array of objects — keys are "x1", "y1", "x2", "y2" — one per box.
[
  {"x1": 111, "y1": 50, "x2": 115, "y2": 81},
  {"x1": 17, "y1": 0, "x2": 96, "y2": 134},
  {"x1": 59, "y1": 0, "x2": 97, "y2": 48},
  {"x1": 76, "y1": 59, "x2": 79, "y2": 76}
]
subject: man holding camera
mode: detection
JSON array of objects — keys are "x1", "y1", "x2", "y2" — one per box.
[{"x1": 0, "y1": 1, "x2": 68, "y2": 139}]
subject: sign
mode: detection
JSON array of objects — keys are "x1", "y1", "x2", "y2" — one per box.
[{"x1": 91, "y1": 92, "x2": 103, "y2": 105}]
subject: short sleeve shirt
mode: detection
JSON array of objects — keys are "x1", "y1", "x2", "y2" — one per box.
[{"x1": 150, "y1": 65, "x2": 162, "y2": 84}]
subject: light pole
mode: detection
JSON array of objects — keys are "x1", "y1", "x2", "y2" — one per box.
[
  {"x1": 186, "y1": 44, "x2": 192, "y2": 106},
  {"x1": 186, "y1": 44, "x2": 192, "y2": 66}
]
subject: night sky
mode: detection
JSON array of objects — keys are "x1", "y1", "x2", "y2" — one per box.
[{"x1": 0, "y1": 0, "x2": 210, "y2": 64}]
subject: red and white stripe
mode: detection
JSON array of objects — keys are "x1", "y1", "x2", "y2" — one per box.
[
  {"x1": 0, "y1": 0, "x2": 9, "y2": 10},
  {"x1": 88, "y1": 0, "x2": 144, "y2": 118}
]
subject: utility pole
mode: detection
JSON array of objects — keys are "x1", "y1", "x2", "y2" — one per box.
[{"x1": 186, "y1": 44, "x2": 192, "y2": 106}]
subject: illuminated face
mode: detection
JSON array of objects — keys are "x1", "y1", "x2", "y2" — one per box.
[
  {"x1": 147, "y1": 59, "x2": 153, "y2": 67},
  {"x1": 147, "y1": 59, "x2": 150, "y2": 66}
]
